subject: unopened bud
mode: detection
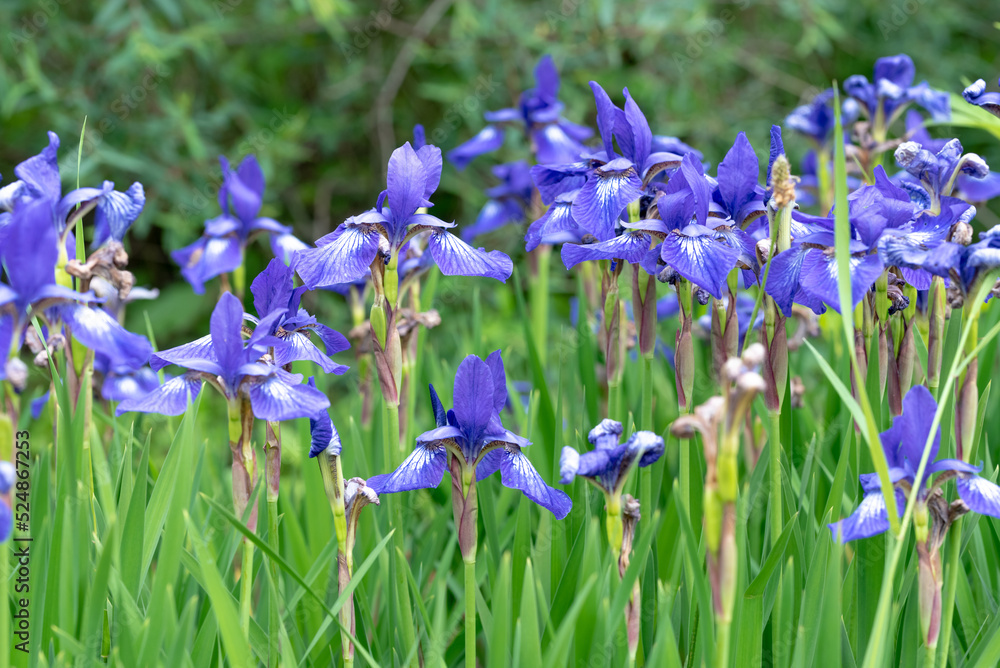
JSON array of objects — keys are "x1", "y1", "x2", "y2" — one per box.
[
  {"x1": 370, "y1": 303, "x2": 388, "y2": 349},
  {"x1": 703, "y1": 486, "x2": 722, "y2": 553}
]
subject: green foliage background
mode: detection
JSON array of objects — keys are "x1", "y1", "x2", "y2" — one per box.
[
  {"x1": 3, "y1": 4, "x2": 1000, "y2": 667},
  {"x1": 1, "y1": 0, "x2": 997, "y2": 342}
]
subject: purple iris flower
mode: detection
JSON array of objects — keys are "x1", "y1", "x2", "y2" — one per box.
[
  {"x1": 622, "y1": 148, "x2": 756, "y2": 298},
  {"x1": 892, "y1": 223, "x2": 1000, "y2": 297},
  {"x1": 96, "y1": 352, "x2": 160, "y2": 403},
  {"x1": 117, "y1": 292, "x2": 328, "y2": 420},
  {"x1": 829, "y1": 385, "x2": 1000, "y2": 543},
  {"x1": 307, "y1": 376, "x2": 342, "y2": 459},
  {"x1": 293, "y1": 141, "x2": 512, "y2": 288},
  {"x1": 524, "y1": 189, "x2": 588, "y2": 251},
  {"x1": 0, "y1": 132, "x2": 145, "y2": 251},
  {"x1": 553, "y1": 83, "x2": 698, "y2": 269},
  {"x1": 368, "y1": 351, "x2": 571, "y2": 519},
  {"x1": 247, "y1": 258, "x2": 350, "y2": 374},
  {"x1": 172, "y1": 155, "x2": 307, "y2": 294},
  {"x1": 568, "y1": 82, "x2": 682, "y2": 243},
  {"x1": 894, "y1": 139, "x2": 991, "y2": 214},
  {"x1": 448, "y1": 55, "x2": 592, "y2": 169},
  {"x1": 558, "y1": 419, "x2": 663, "y2": 493},
  {"x1": 843, "y1": 54, "x2": 951, "y2": 127},
  {"x1": 764, "y1": 166, "x2": 944, "y2": 314},
  {"x1": 962, "y1": 77, "x2": 1000, "y2": 118},
  {"x1": 461, "y1": 161, "x2": 534, "y2": 242},
  {"x1": 785, "y1": 89, "x2": 853, "y2": 148},
  {"x1": 0, "y1": 198, "x2": 152, "y2": 368}
]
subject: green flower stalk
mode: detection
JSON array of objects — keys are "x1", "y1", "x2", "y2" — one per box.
[
  {"x1": 309, "y1": 396, "x2": 380, "y2": 668},
  {"x1": 227, "y1": 397, "x2": 258, "y2": 637},
  {"x1": 559, "y1": 419, "x2": 664, "y2": 665},
  {"x1": 602, "y1": 261, "x2": 627, "y2": 421},
  {"x1": 925, "y1": 276, "x2": 947, "y2": 390},
  {"x1": 674, "y1": 277, "x2": 695, "y2": 413},
  {"x1": 672, "y1": 343, "x2": 766, "y2": 668}
]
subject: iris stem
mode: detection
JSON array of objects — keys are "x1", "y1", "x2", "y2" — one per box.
[
  {"x1": 531, "y1": 244, "x2": 551, "y2": 365},
  {"x1": 768, "y1": 409, "x2": 784, "y2": 668},
  {"x1": 240, "y1": 538, "x2": 254, "y2": 638},
  {"x1": 465, "y1": 558, "x2": 476, "y2": 668},
  {"x1": 640, "y1": 354, "x2": 653, "y2": 521},
  {"x1": 385, "y1": 401, "x2": 417, "y2": 664},
  {"x1": 936, "y1": 516, "x2": 962, "y2": 668},
  {"x1": 716, "y1": 616, "x2": 731, "y2": 668},
  {"x1": 266, "y1": 497, "x2": 280, "y2": 665}
]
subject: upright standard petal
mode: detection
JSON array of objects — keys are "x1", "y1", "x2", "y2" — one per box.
[
  {"x1": 292, "y1": 223, "x2": 381, "y2": 289},
  {"x1": 386, "y1": 142, "x2": 430, "y2": 229},
  {"x1": 209, "y1": 292, "x2": 247, "y2": 386},
  {"x1": 500, "y1": 447, "x2": 572, "y2": 519},
  {"x1": 251, "y1": 257, "x2": 295, "y2": 319},
  {"x1": 14, "y1": 132, "x2": 61, "y2": 201},
  {"x1": 589, "y1": 81, "x2": 617, "y2": 159},
  {"x1": 484, "y1": 349, "x2": 507, "y2": 413},
  {"x1": 427, "y1": 229, "x2": 513, "y2": 282},
  {"x1": 452, "y1": 355, "x2": 497, "y2": 445},
  {"x1": 3, "y1": 198, "x2": 63, "y2": 308},
  {"x1": 366, "y1": 444, "x2": 449, "y2": 494},
  {"x1": 896, "y1": 385, "x2": 941, "y2": 472},
  {"x1": 717, "y1": 132, "x2": 760, "y2": 219}
]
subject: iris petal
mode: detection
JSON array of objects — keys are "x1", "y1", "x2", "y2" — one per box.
[
  {"x1": 500, "y1": 447, "x2": 572, "y2": 519},
  {"x1": 367, "y1": 444, "x2": 449, "y2": 494},
  {"x1": 560, "y1": 231, "x2": 651, "y2": 270},
  {"x1": 571, "y1": 158, "x2": 642, "y2": 241},
  {"x1": 292, "y1": 224, "x2": 381, "y2": 289},
  {"x1": 116, "y1": 373, "x2": 203, "y2": 417},
  {"x1": 660, "y1": 225, "x2": 739, "y2": 299},
  {"x1": 427, "y1": 229, "x2": 513, "y2": 282},
  {"x1": 956, "y1": 474, "x2": 1000, "y2": 518}
]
